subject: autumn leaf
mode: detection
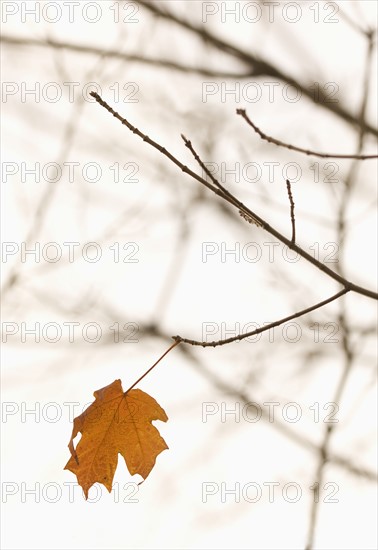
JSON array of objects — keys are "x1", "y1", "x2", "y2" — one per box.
[{"x1": 64, "y1": 379, "x2": 168, "y2": 498}]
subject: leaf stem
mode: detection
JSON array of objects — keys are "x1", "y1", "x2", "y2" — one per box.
[{"x1": 124, "y1": 340, "x2": 181, "y2": 394}]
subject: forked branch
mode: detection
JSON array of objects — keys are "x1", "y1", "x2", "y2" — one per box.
[{"x1": 89, "y1": 91, "x2": 377, "y2": 301}]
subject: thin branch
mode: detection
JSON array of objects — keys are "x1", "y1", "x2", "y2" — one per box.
[
  {"x1": 236, "y1": 109, "x2": 378, "y2": 160},
  {"x1": 305, "y1": 29, "x2": 377, "y2": 550},
  {"x1": 137, "y1": 0, "x2": 378, "y2": 138},
  {"x1": 286, "y1": 179, "x2": 296, "y2": 244},
  {"x1": 0, "y1": 34, "x2": 257, "y2": 79},
  {"x1": 181, "y1": 134, "x2": 262, "y2": 227},
  {"x1": 172, "y1": 289, "x2": 349, "y2": 347},
  {"x1": 89, "y1": 91, "x2": 378, "y2": 301}
]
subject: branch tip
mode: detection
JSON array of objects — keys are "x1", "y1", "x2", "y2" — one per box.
[
  {"x1": 238, "y1": 108, "x2": 377, "y2": 160},
  {"x1": 286, "y1": 179, "x2": 296, "y2": 244}
]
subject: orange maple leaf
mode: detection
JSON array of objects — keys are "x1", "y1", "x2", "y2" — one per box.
[{"x1": 64, "y1": 379, "x2": 168, "y2": 498}]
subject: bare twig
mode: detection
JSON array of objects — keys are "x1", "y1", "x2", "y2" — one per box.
[
  {"x1": 181, "y1": 134, "x2": 262, "y2": 227},
  {"x1": 89, "y1": 91, "x2": 378, "y2": 301},
  {"x1": 236, "y1": 108, "x2": 378, "y2": 160},
  {"x1": 172, "y1": 289, "x2": 349, "y2": 347},
  {"x1": 286, "y1": 179, "x2": 296, "y2": 244}
]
